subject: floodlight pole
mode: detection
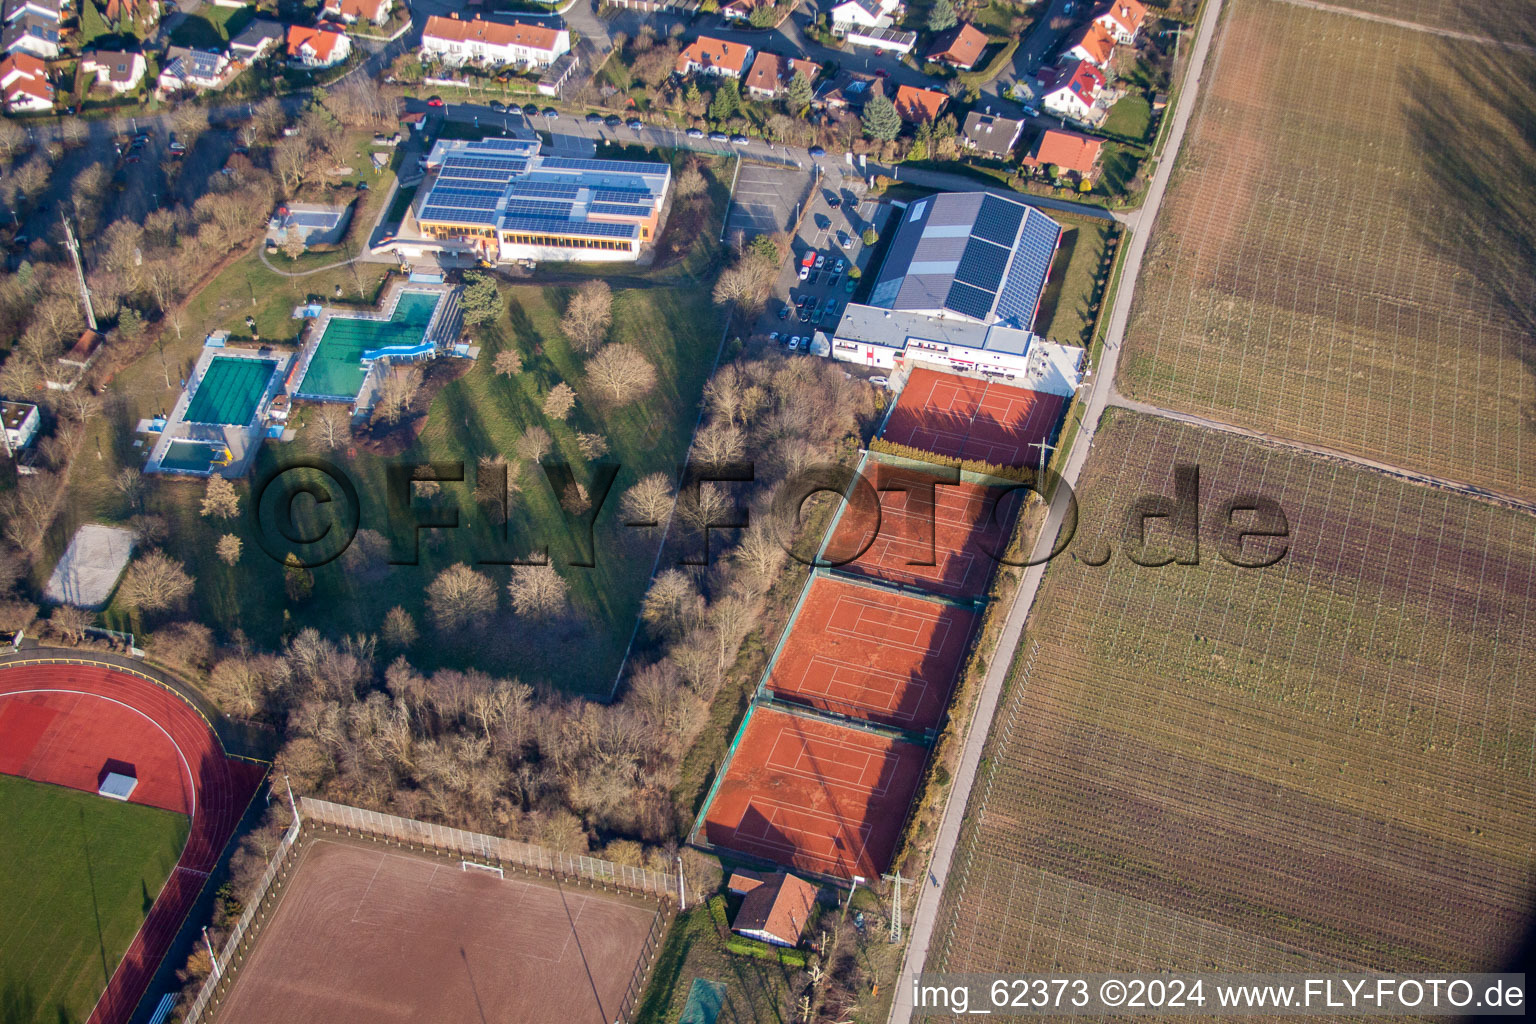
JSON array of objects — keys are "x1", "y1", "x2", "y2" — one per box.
[
  {"x1": 881, "y1": 871, "x2": 906, "y2": 943},
  {"x1": 676, "y1": 854, "x2": 686, "y2": 911},
  {"x1": 284, "y1": 774, "x2": 299, "y2": 824},
  {"x1": 203, "y1": 927, "x2": 222, "y2": 980},
  {"x1": 1028, "y1": 440, "x2": 1056, "y2": 479}
]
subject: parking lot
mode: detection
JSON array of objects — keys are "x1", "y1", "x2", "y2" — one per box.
[
  {"x1": 723, "y1": 162, "x2": 814, "y2": 246},
  {"x1": 756, "y1": 182, "x2": 894, "y2": 358}
]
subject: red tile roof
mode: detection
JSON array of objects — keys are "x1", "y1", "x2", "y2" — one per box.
[
  {"x1": 1023, "y1": 128, "x2": 1103, "y2": 174},
  {"x1": 324, "y1": 0, "x2": 388, "y2": 21},
  {"x1": 1096, "y1": 0, "x2": 1148, "y2": 37},
  {"x1": 675, "y1": 35, "x2": 752, "y2": 76},
  {"x1": 925, "y1": 22, "x2": 988, "y2": 70},
  {"x1": 1068, "y1": 21, "x2": 1116, "y2": 64},
  {"x1": 286, "y1": 23, "x2": 346, "y2": 61},
  {"x1": 743, "y1": 51, "x2": 820, "y2": 94},
  {"x1": 0, "y1": 52, "x2": 50, "y2": 105},
  {"x1": 893, "y1": 83, "x2": 948, "y2": 123},
  {"x1": 1044, "y1": 59, "x2": 1105, "y2": 105},
  {"x1": 731, "y1": 873, "x2": 817, "y2": 946},
  {"x1": 422, "y1": 14, "x2": 563, "y2": 51}
]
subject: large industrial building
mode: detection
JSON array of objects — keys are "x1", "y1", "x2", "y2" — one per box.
[
  {"x1": 388, "y1": 137, "x2": 672, "y2": 265},
  {"x1": 821, "y1": 191, "x2": 1080, "y2": 386}
]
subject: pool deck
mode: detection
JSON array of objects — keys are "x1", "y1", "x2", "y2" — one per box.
[
  {"x1": 145, "y1": 345, "x2": 293, "y2": 478},
  {"x1": 289, "y1": 281, "x2": 462, "y2": 405}
]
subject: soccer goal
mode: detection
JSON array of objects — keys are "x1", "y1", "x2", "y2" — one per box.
[{"x1": 460, "y1": 860, "x2": 504, "y2": 879}]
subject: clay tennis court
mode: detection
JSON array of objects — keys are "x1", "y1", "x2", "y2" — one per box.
[
  {"x1": 0, "y1": 663, "x2": 265, "y2": 1024},
  {"x1": 766, "y1": 578, "x2": 974, "y2": 731},
  {"x1": 702, "y1": 707, "x2": 927, "y2": 880},
  {"x1": 825, "y1": 464, "x2": 1025, "y2": 599},
  {"x1": 883, "y1": 368, "x2": 1067, "y2": 467},
  {"x1": 216, "y1": 836, "x2": 660, "y2": 1024}
]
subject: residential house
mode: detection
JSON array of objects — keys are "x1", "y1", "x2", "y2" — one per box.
[
  {"x1": 925, "y1": 21, "x2": 988, "y2": 71},
  {"x1": 1021, "y1": 126, "x2": 1103, "y2": 178},
  {"x1": 0, "y1": 50, "x2": 51, "y2": 111},
  {"x1": 536, "y1": 50, "x2": 577, "y2": 96},
  {"x1": 1, "y1": 14, "x2": 59, "y2": 59},
  {"x1": 286, "y1": 23, "x2": 351, "y2": 67},
  {"x1": 843, "y1": 25, "x2": 915, "y2": 55},
  {"x1": 961, "y1": 110, "x2": 1023, "y2": 158},
  {"x1": 420, "y1": 15, "x2": 570, "y2": 67},
  {"x1": 104, "y1": 0, "x2": 154, "y2": 23},
  {"x1": 1039, "y1": 59, "x2": 1104, "y2": 122},
  {"x1": 80, "y1": 48, "x2": 146, "y2": 92},
  {"x1": 322, "y1": 0, "x2": 391, "y2": 26},
  {"x1": 728, "y1": 872, "x2": 817, "y2": 948},
  {"x1": 742, "y1": 50, "x2": 818, "y2": 100},
  {"x1": 720, "y1": 0, "x2": 770, "y2": 21},
  {"x1": 674, "y1": 34, "x2": 752, "y2": 78},
  {"x1": 3, "y1": 0, "x2": 61, "y2": 23},
  {"x1": 812, "y1": 68, "x2": 876, "y2": 111},
  {"x1": 893, "y1": 83, "x2": 948, "y2": 124},
  {"x1": 830, "y1": 0, "x2": 897, "y2": 31},
  {"x1": 0, "y1": 401, "x2": 40, "y2": 453},
  {"x1": 158, "y1": 46, "x2": 233, "y2": 91},
  {"x1": 1065, "y1": 21, "x2": 1116, "y2": 68},
  {"x1": 228, "y1": 18, "x2": 284, "y2": 61},
  {"x1": 1093, "y1": 0, "x2": 1147, "y2": 44}
]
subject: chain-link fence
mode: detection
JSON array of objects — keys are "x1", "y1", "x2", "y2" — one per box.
[{"x1": 300, "y1": 797, "x2": 679, "y2": 900}]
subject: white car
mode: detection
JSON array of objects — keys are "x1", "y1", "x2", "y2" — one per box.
[
  {"x1": 833, "y1": 259, "x2": 845, "y2": 273},
  {"x1": 769, "y1": 331, "x2": 781, "y2": 342},
  {"x1": 814, "y1": 254, "x2": 826, "y2": 269},
  {"x1": 869, "y1": 375, "x2": 890, "y2": 386},
  {"x1": 798, "y1": 265, "x2": 810, "y2": 280},
  {"x1": 789, "y1": 336, "x2": 802, "y2": 351},
  {"x1": 837, "y1": 231, "x2": 851, "y2": 249}
]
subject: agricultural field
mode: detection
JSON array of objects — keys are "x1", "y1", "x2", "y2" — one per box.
[
  {"x1": 0, "y1": 774, "x2": 188, "y2": 1024},
  {"x1": 1120, "y1": 0, "x2": 1536, "y2": 500},
  {"x1": 926, "y1": 410, "x2": 1536, "y2": 980}
]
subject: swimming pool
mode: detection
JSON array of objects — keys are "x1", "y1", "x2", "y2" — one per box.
[
  {"x1": 184, "y1": 357, "x2": 278, "y2": 425},
  {"x1": 159, "y1": 439, "x2": 227, "y2": 474},
  {"x1": 296, "y1": 291, "x2": 442, "y2": 400}
]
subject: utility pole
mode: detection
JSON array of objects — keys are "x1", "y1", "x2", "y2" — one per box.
[
  {"x1": 1028, "y1": 440, "x2": 1056, "y2": 479},
  {"x1": 882, "y1": 871, "x2": 907, "y2": 943},
  {"x1": 61, "y1": 213, "x2": 97, "y2": 332},
  {"x1": 203, "y1": 927, "x2": 222, "y2": 980}
]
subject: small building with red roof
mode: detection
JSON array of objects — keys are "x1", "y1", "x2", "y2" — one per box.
[
  {"x1": 1022, "y1": 127, "x2": 1104, "y2": 179},
  {"x1": 1065, "y1": 20, "x2": 1116, "y2": 67},
  {"x1": 286, "y1": 23, "x2": 351, "y2": 67},
  {"x1": 1094, "y1": 0, "x2": 1148, "y2": 44},
  {"x1": 322, "y1": 0, "x2": 392, "y2": 25},
  {"x1": 925, "y1": 22, "x2": 988, "y2": 71},
  {"x1": 675, "y1": 34, "x2": 753, "y2": 78},
  {"x1": 893, "y1": 83, "x2": 949, "y2": 124},
  {"x1": 1040, "y1": 59, "x2": 1105, "y2": 123},
  {"x1": 742, "y1": 50, "x2": 819, "y2": 100},
  {"x1": 0, "y1": 51, "x2": 52, "y2": 112},
  {"x1": 728, "y1": 871, "x2": 818, "y2": 948}
]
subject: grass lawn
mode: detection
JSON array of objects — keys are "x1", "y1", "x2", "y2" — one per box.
[
  {"x1": 168, "y1": 4, "x2": 253, "y2": 48},
  {"x1": 0, "y1": 775, "x2": 188, "y2": 1024},
  {"x1": 1031, "y1": 211, "x2": 1115, "y2": 347},
  {"x1": 1102, "y1": 91, "x2": 1153, "y2": 141}
]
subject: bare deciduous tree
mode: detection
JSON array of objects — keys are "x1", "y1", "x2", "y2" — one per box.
[
  {"x1": 514, "y1": 425, "x2": 552, "y2": 462},
  {"x1": 691, "y1": 422, "x2": 746, "y2": 467},
  {"x1": 426, "y1": 563, "x2": 497, "y2": 631},
  {"x1": 117, "y1": 551, "x2": 195, "y2": 613},
  {"x1": 114, "y1": 467, "x2": 146, "y2": 512},
  {"x1": 49, "y1": 604, "x2": 93, "y2": 644},
  {"x1": 373, "y1": 364, "x2": 422, "y2": 425},
  {"x1": 492, "y1": 347, "x2": 523, "y2": 377},
  {"x1": 620, "y1": 472, "x2": 674, "y2": 526},
  {"x1": 560, "y1": 280, "x2": 613, "y2": 353},
  {"x1": 575, "y1": 431, "x2": 609, "y2": 459},
  {"x1": 584, "y1": 344, "x2": 656, "y2": 405},
  {"x1": 382, "y1": 606, "x2": 418, "y2": 649},
  {"x1": 201, "y1": 475, "x2": 240, "y2": 519},
  {"x1": 216, "y1": 534, "x2": 243, "y2": 566},
  {"x1": 641, "y1": 569, "x2": 702, "y2": 638},
  {"x1": 542, "y1": 381, "x2": 577, "y2": 421},
  {"x1": 507, "y1": 562, "x2": 569, "y2": 619},
  {"x1": 310, "y1": 403, "x2": 351, "y2": 450}
]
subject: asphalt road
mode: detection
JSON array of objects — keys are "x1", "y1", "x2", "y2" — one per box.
[{"x1": 882, "y1": 0, "x2": 1225, "y2": 1018}]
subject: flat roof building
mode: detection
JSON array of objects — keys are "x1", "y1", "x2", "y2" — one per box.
[
  {"x1": 1, "y1": 399, "x2": 39, "y2": 452},
  {"x1": 267, "y1": 202, "x2": 353, "y2": 247},
  {"x1": 869, "y1": 191, "x2": 1062, "y2": 330},
  {"x1": 398, "y1": 136, "x2": 671, "y2": 264}
]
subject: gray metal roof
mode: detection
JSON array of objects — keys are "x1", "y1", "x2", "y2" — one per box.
[
  {"x1": 829, "y1": 303, "x2": 1035, "y2": 355},
  {"x1": 869, "y1": 192, "x2": 1061, "y2": 329}
]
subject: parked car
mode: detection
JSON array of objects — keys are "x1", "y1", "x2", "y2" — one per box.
[
  {"x1": 827, "y1": 196, "x2": 840, "y2": 208},
  {"x1": 808, "y1": 145, "x2": 826, "y2": 157},
  {"x1": 800, "y1": 251, "x2": 815, "y2": 268},
  {"x1": 789, "y1": 336, "x2": 801, "y2": 351},
  {"x1": 686, "y1": 127, "x2": 705, "y2": 138},
  {"x1": 730, "y1": 134, "x2": 750, "y2": 146},
  {"x1": 488, "y1": 100, "x2": 506, "y2": 112},
  {"x1": 523, "y1": 103, "x2": 540, "y2": 116},
  {"x1": 799, "y1": 308, "x2": 811, "y2": 322},
  {"x1": 845, "y1": 276, "x2": 857, "y2": 293},
  {"x1": 814, "y1": 254, "x2": 825, "y2": 269},
  {"x1": 626, "y1": 118, "x2": 643, "y2": 129},
  {"x1": 708, "y1": 131, "x2": 729, "y2": 142},
  {"x1": 837, "y1": 230, "x2": 851, "y2": 248},
  {"x1": 874, "y1": 68, "x2": 889, "y2": 78},
  {"x1": 778, "y1": 306, "x2": 790, "y2": 319},
  {"x1": 833, "y1": 259, "x2": 845, "y2": 273},
  {"x1": 869, "y1": 375, "x2": 889, "y2": 386},
  {"x1": 798, "y1": 265, "x2": 810, "y2": 280},
  {"x1": 542, "y1": 107, "x2": 559, "y2": 118},
  {"x1": 604, "y1": 114, "x2": 622, "y2": 127},
  {"x1": 427, "y1": 96, "x2": 445, "y2": 107},
  {"x1": 167, "y1": 139, "x2": 187, "y2": 153},
  {"x1": 769, "y1": 331, "x2": 781, "y2": 342},
  {"x1": 586, "y1": 112, "x2": 605, "y2": 124}
]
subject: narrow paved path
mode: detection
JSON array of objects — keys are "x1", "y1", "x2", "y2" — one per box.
[
  {"x1": 885, "y1": 0, "x2": 1226, "y2": 1016},
  {"x1": 1107, "y1": 394, "x2": 1536, "y2": 517}
]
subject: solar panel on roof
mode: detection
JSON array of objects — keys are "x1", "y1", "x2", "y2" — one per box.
[
  {"x1": 953, "y1": 238, "x2": 1010, "y2": 293},
  {"x1": 503, "y1": 198, "x2": 574, "y2": 218},
  {"x1": 472, "y1": 137, "x2": 538, "y2": 153},
  {"x1": 500, "y1": 216, "x2": 636, "y2": 239},
  {"x1": 592, "y1": 187, "x2": 652, "y2": 203},
  {"x1": 427, "y1": 187, "x2": 502, "y2": 210},
  {"x1": 421, "y1": 206, "x2": 498, "y2": 225},
  {"x1": 541, "y1": 156, "x2": 667, "y2": 176},
  {"x1": 510, "y1": 181, "x2": 582, "y2": 199},
  {"x1": 944, "y1": 280, "x2": 995, "y2": 320},
  {"x1": 437, "y1": 166, "x2": 516, "y2": 184},
  {"x1": 971, "y1": 195, "x2": 1026, "y2": 246},
  {"x1": 589, "y1": 201, "x2": 651, "y2": 218},
  {"x1": 443, "y1": 155, "x2": 526, "y2": 174},
  {"x1": 994, "y1": 209, "x2": 1061, "y2": 329}
]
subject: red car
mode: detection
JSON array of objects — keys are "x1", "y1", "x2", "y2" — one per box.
[
  {"x1": 874, "y1": 68, "x2": 889, "y2": 78},
  {"x1": 426, "y1": 96, "x2": 445, "y2": 107}
]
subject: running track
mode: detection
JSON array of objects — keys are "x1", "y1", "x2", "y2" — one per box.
[{"x1": 0, "y1": 663, "x2": 266, "y2": 1024}]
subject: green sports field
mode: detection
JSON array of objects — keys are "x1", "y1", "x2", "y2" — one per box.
[{"x1": 0, "y1": 775, "x2": 188, "y2": 1024}]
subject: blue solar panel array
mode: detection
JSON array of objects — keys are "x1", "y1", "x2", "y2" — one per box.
[
  {"x1": 953, "y1": 238, "x2": 1010, "y2": 293},
  {"x1": 437, "y1": 164, "x2": 519, "y2": 183},
  {"x1": 592, "y1": 187, "x2": 653, "y2": 204},
  {"x1": 421, "y1": 206, "x2": 498, "y2": 226},
  {"x1": 542, "y1": 156, "x2": 668, "y2": 176},
  {"x1": 501, "y1": 216, "x2": 637, "y2": 239},
  {"x1": 442, "y1": 155, "x2": 527, "y2": 174},
  {"x1": 944, "y1": 280, "x2": 996, "y2": 321},
  {"x1": 589, "y1": 201, "x2": 651, "y2": 218},
  {"x1": 474, "y1": 137, "x2": 539, "y2": 154},
  {"x1": 510, "y1": 181, "x2": 582, "y2": 199},
  {"x1": 972, "y1": 195, "x2": 1026, "y2": 247},
  {"x1": 994, "y1": 209, "x2": 1062, "y2": 329},
  {"x1": 504, "y1": 198, "x2": 575, "y2": 219},
  {"x1": 430, "y1": 186, "x2": 501, "y2": 209}
]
